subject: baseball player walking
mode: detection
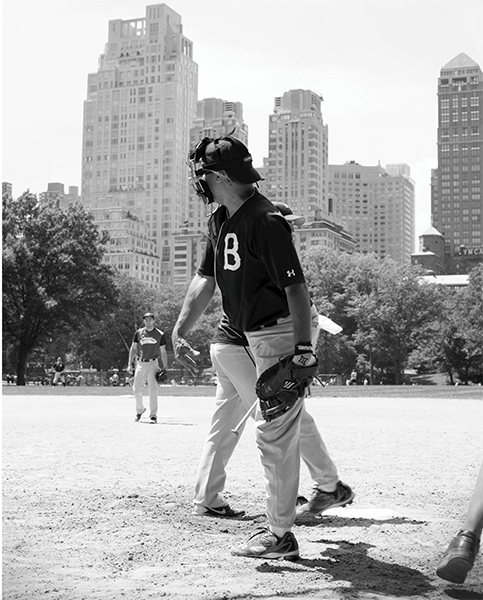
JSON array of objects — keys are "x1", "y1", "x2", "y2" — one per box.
[
  {"x1": 173, "y1": 135, "x2": 354, "y2": 560},
  {"x1": 190, "y1": 208, "x2": 349, "y2": 521},
  {"x1": 128, "y1": 312, "x2": 168, "y2": 424}
]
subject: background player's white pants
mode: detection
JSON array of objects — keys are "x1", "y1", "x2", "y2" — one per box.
[
  {"x1": 193, "y1": 343, "x2": 257, "y2": 507},
  {"x1": 133, "y1": 360, "x2": 158, "y2": 417},
  {"x1": 52, "y1": 372, "x2": 65, "y2": 385},
  {"x1": 246, "y1": 306, "x2": 338, "y2": 530},
  {"x1": 194, "y1": 328, "x2": 338, "y2": 509}
]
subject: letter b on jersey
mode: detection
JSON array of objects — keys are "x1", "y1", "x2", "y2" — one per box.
[{"x1": 223, "y1": 233, "x2": 241, "y2": 271}]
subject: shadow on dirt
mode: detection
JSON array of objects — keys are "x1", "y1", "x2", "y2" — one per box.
[
  {"x1": 444, "y1": 590, "x2": 483, "y2": 600},
  {"x1": 256, "y1": 539, "x2": 434, "y2": 597},
  {"x1": 295, "y1": 515, "x2": 427, "y2": 528}
]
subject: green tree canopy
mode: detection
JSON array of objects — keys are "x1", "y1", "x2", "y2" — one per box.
[{"x1": 2, "y1": 192, "x2": 117, "y2": 384}]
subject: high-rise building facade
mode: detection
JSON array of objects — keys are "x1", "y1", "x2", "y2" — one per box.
[
  {"x1": 90, "y1": 197, "x2": 161, "y2": 288},
  {"x1": 40, "y1": 182, "x2": 80, "y2": 208},
  {"x1": 264, "y1": 89, "x2": 329, "y2": 219},
  {"x1": 432, "y1": 53, "x2": 483, "y2": 274},
  {"x1": 328, "y1": 162, "x2": 415, "y2": 264},
  {"x1": 81, "y1": 3, "x2": 198, "y2": 285},
  {"x1": 2, "y1": 182, "x2": 13, "y2": 199}
]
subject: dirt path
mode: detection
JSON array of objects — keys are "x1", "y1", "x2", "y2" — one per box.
[{"x1": 2, "y1": 387, "x2": 483, "y2": 599}]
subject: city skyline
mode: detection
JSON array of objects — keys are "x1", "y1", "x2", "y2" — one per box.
[{"x1": 3, "y1": 0, "x2": 483, "y2": 250}]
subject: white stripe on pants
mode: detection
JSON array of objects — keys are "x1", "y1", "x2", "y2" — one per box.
[
  {"x1": 246, "y1": 306, "x2": 338, "y2": 530},
  {"x1": 133, "y1": 360, "x2": 158, "y2": 417}
]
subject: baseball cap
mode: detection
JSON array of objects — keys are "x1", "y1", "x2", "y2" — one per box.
[
  {"x1": 198, "y1": 136, "x2": 262, "y2": 184},
  {"x1": 143, "y1": 312, "x2": 155, "y2": 319},
  {"x1": 272, "y1": 202, "x2": 306, "y2": 227}
]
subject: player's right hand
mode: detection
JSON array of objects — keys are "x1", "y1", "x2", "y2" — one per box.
[{"x1": 173, "y1": 336, "x2": 201, "y2": 376}]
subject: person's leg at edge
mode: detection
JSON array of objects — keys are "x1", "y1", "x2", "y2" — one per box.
[{"x1": 436, "y1": 459, "x2": 483, "y2": 583}]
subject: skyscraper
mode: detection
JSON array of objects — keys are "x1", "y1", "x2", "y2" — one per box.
[
  {"x1": 81, "y1": 4, "x2": 198, "y2": 285},
  {"x1": 432, "y1": 53, "x2": 483, "y2": 274},
  {"x1": 264, "y1": 89, "x2": 329, "y2": 219},
  {"x1": 328, "y1": 162, "x2": 415, "y2": 264}
]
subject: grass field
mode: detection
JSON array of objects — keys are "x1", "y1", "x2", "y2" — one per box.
[{"x1": 3, "y1": 382, "x2": 482, "y2": 400}]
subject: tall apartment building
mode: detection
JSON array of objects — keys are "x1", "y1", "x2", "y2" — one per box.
[
  {"x1": 431, "y1": 52, "x2": 483, "y2": 274},
  {"x1": 262, "y1": 89, "x2": 355, "y2": 254},
  {"x1": 264, "y1": 89, "x2": 329, "y2": 219},
  {"x1": 2, "y1": 182, "x2": 13, "y2": 199},
  {"x1": 39, "y1": 182, "x2": 80, "y2": 208},
  {"x1": 81, "y1": 3, "x2": 198, "y2": 285},
  {"x1": 328, "y1": 162, "x2": 415, "y2": 264},
  {"x1": 90, "y1": 197, "x2": 160, "y2": 288},
  {"x1": 167, "y1": 98, "x2": 250, "y2": 286}
]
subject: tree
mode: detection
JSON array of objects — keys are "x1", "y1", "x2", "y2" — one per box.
[
  {"x1": 349, "y1": 262, "x2": 442, "y2": 384},
  {"x1": 2, "y1": 192, "x2": 117, "y2": 384},
  {"x1": 428, "y1": 265, "x2": 483, "y2": 384},
  {"x1": 301, "y1": 248, "x2": 383, "y2": 378}
]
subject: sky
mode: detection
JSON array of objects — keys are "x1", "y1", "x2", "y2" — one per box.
[{"x1": 2, "y1": 0, "x2": 483, "y2": 249}]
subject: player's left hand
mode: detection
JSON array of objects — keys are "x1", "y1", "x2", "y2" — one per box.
[
  {"x1": 173, "y1": 336, "x2": 201, "y2": 376},
  {"x1": 292, "y1": 342, "x2": 317, "y2": 368}
]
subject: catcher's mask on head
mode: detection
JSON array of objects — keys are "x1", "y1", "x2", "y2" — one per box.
[{"x1": 187, "y1": 134, "x2": 263, "y2": 205}]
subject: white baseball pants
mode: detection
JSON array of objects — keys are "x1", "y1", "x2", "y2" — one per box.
[
  {"x1": 246, "y1": 305, "x2": 339, "y2": 530},
  {"x1": 133, "y1": 359, "x2": 159, "y2": 417},
  {"x1": 193, "y1": 326, "x2": 338, "y2": 509}
]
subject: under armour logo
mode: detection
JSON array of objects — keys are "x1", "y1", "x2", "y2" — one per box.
[{"x1": 287, "y1": 269, "x2": 295, "y2": 277}]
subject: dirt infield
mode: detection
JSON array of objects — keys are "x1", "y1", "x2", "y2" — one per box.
[{"x1": 3, "y1": 385, "x2": 483, "y2": 600}]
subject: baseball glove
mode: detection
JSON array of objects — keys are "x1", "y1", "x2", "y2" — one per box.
[
  {"x1": 155, "y1": 368, "x2": 168, "y2": 383},
  {"x1": 256, "y1": 355, "x2": 319, "y2": 422},
  {"x1": 174, "y1": 337, "x2": 201, "y2": 376}
]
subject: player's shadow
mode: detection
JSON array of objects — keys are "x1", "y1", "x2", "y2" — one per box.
[
  {"x1": 444, "y1": 590, "x2": 483, "y2": 600},
  {"x1": 295, "y1": 515, "x2": 427, "y2": 528},
  {"x1": 256, "y1": 539, "x2": 434, "y2": 597}
]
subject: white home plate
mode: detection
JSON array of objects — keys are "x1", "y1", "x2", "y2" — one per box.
[{"x1": 323, "y1": 506, "x2": 399, "y2": 519}]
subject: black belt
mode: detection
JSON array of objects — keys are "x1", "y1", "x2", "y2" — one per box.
[
  {"x1": 252, "y1": 316, "x2": 287, "y2": 331},
  {"x1": 139, "y1": 358, "x2": 157, "y2": 363}
]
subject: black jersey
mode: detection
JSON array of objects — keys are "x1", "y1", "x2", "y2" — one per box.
[
  {"x1": 198, "y1": 191, "x2": 305, "y2": 332},
  {"x1": 211, "y1": 314, "x2": 249, "y2": 346},
  {"x1": 132, "y1": 327, "x2": 166, "y2": 361}
]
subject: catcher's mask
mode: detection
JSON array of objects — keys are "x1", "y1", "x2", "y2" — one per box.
[{"x1": 187, "y1": 133, "x2": 262, "y2": 205}]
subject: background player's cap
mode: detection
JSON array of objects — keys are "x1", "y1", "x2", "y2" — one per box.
[
  {"x1": 198, "y1": 136, "x2": 263, "y2": 184},
  {"x1": 272, "y1": 202, "x2": 306, "y2": 227},
  {"x1": 143, "y1": 312, "x2": 155, "y2": 319}
]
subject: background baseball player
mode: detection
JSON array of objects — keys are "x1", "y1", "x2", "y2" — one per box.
[
  {"x1": 127, "y1": 312, "x2": 168, "y2": 424},
  {"x1": 52, "y1": 357, "x2": 66, "y2": 387},
  {"x1": 173, "y1": 135, "x2": 353, "y2": 560}
]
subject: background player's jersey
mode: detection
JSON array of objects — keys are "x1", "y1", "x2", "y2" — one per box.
[
  {"x1": 198, "y1": 192, "x2": 305, "y2": 332},
  {"x1": 132, "y1": 327, "x2": 166, "y2": 361}
]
